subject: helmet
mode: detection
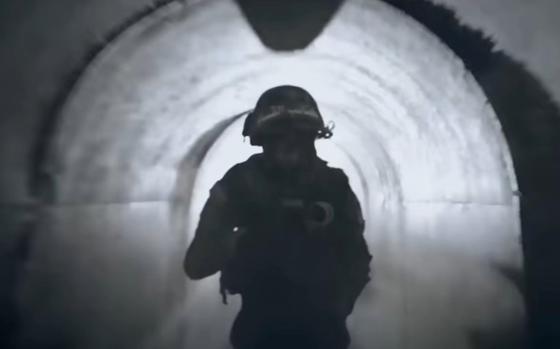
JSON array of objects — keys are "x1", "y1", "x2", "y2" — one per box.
[{"x1": 242, "y1": 85, "x2": 333, "y2": 146}]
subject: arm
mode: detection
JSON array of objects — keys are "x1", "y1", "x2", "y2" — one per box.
[
  {"x1": 333, "y1": 171, "x2": 372, "y2": 316},
  {"x1": 183, "y1": 176, "x2": 244, "y2": 280},
  {"x1": 305, "y1": 170, "x2": 371, "y2": 317}
]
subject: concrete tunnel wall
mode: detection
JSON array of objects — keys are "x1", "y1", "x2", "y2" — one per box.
[
  {"x1": 1, "y1": 0, "x2": 560, "y2": 348},
  {"x1": 16, "y1": 0, "x2": 524, "y2": 348}
]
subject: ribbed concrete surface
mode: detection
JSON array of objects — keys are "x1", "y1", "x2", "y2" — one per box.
[{"x1": 17, "y1": 0, "x2": 523, "y2": 348}]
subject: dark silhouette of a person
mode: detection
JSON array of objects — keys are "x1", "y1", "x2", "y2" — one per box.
[{"x1": 184, "y1": 85, "x2": 372, "y2": 349}]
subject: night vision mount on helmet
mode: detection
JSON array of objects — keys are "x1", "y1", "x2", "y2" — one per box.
[{"x1": 243, "y1": 85, "x2": 334, "y2": 146}]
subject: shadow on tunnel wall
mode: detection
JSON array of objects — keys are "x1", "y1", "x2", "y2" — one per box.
[
  {"x1": 4, "y1": 0, "x2": 559, "y2": 349},
  {"x1": 235, "y1": 0, "x2": 344, "y2": 50},
  {"x1": 376, "y1": 2, "x2": 560, "y2": 348}
]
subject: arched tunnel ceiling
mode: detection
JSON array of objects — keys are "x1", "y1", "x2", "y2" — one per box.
[
  {"x1": 49, "y1": 0, "x2": 517, "y2": 208},
  {"x1": 16, "y1": 1, "x2": 526, "y2": 349},
  {"x1": 3, "y1": 0, "x2": 560, "y2": 346}
]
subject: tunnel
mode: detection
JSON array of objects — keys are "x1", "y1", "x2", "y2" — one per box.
[{"x1": 2, "y1": 0, "x2": 560, "y2": 349}]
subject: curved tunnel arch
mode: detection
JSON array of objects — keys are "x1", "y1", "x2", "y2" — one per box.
[
  {"x1": 44, "y1": 1, "x2": 518, "y2": 205},
  {"x1": 18, "y1": 0, "x2": 536, "y2": 348}
]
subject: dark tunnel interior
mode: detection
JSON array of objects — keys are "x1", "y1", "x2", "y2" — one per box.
[{"x1": 1, "y1": 0, "x2": 560, "y2": 348}]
